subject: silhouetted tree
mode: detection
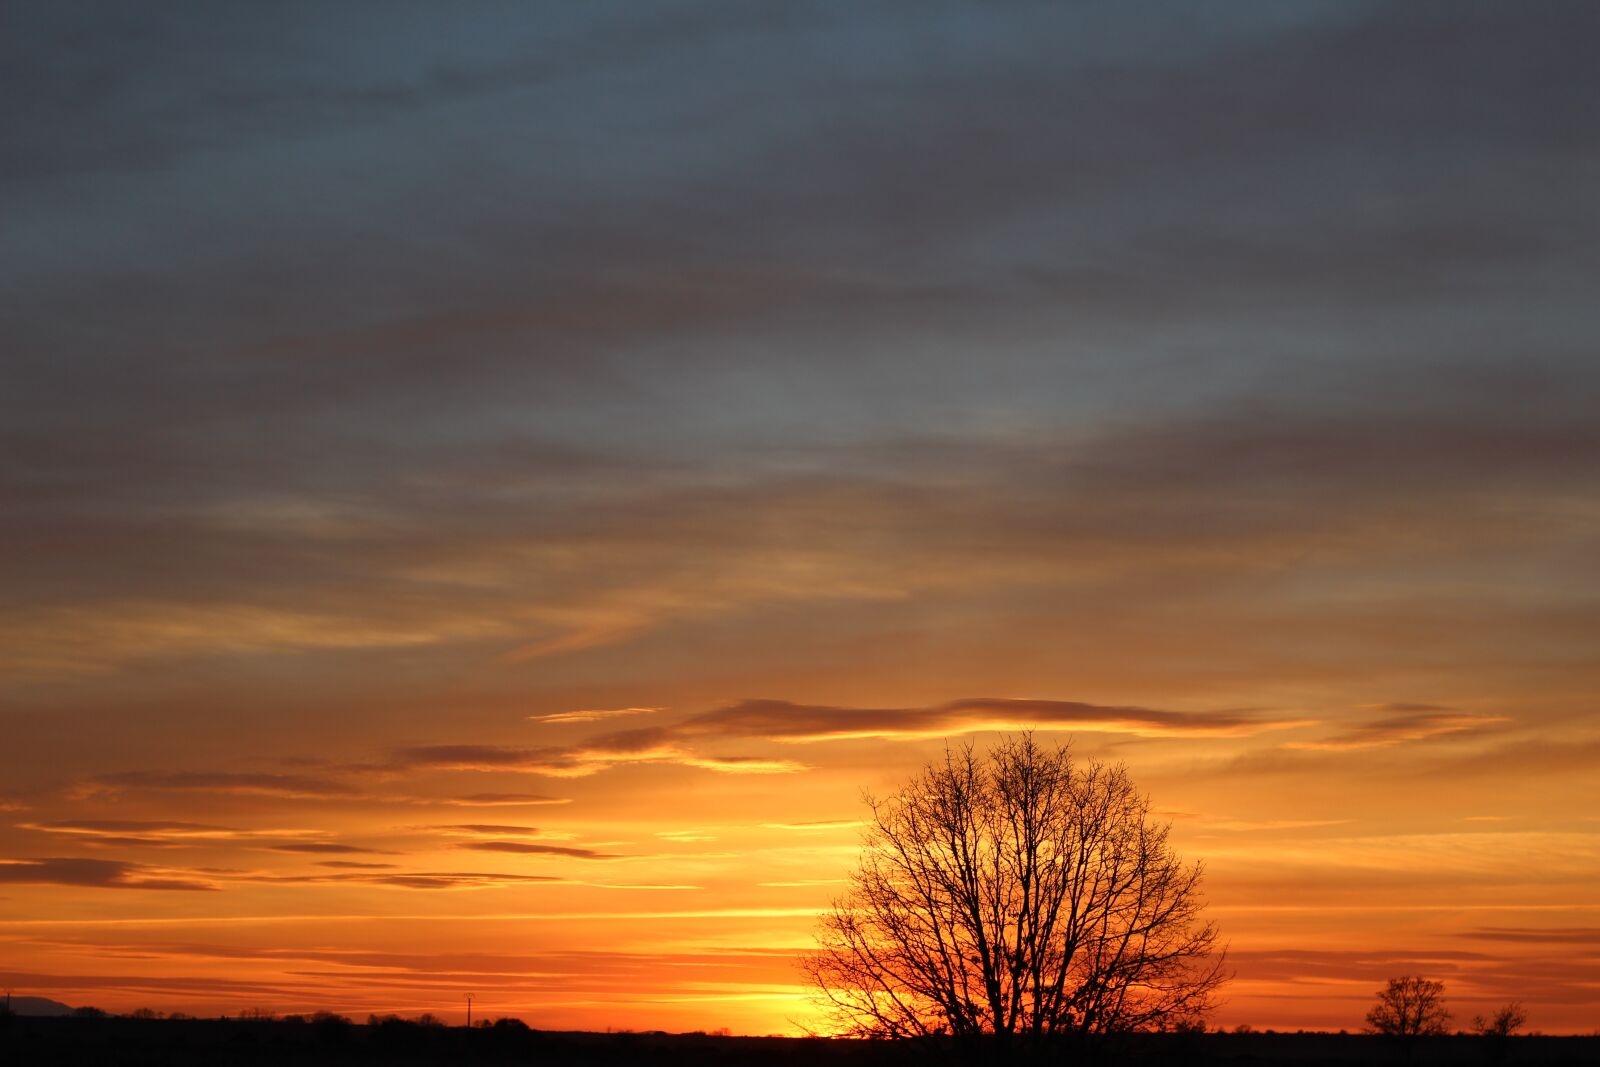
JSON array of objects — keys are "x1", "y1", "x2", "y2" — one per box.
[
  {"x1": 1471, "y1": 1001, "x2": 1527, "y2": 1065},
  {"x1": 1471, "y1": 1002, "x2": 1526, "y2": 1038},
  {"x1": 310, "y1": 1011, "x2": 352, "y2": 1045},
  {"x1": 1365, "y1": 976, "x2": 1451, "y2": 1038},
  {"x1": 804, "y1": 734, "x2": 1226, "y2": 1049}
]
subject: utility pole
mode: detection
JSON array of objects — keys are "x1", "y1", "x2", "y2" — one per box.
[{"x1": 464, "y1": 993, "x2": 474, "y2": 1028}]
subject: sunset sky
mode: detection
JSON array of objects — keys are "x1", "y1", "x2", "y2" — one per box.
[{"x1": 3, "y1": 1, "x2": 1598, "y2": 1036}]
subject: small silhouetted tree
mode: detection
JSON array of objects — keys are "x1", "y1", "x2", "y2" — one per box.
[
  {"x1": 1473, "y1": 1000, "x2": 1527, "y2": 1061},
  {"x1": 1471, "y1": 1002, "x2": 1526, "y2": 1039},
  {"x1": 1365, "y1": 976, "x2": 1451, "y2": 1040},
  {"x1": 805, "y1": 734, "x2": 1226, "y2": 1051}
]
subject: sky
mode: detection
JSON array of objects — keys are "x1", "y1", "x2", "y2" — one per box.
[{"x1": 2, "y1": 0, "x2": 1598, "y2": 1035}]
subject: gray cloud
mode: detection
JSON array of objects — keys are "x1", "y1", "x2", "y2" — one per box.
[
  {"x1": 84, "y1": 772, "x2": 359, "y2": 799},
  {"x1": 1463, "y1": 927, "x2": 1600, "y2": 945},
  {"x1": 364, "y1": 696, "x2": 1306, "y2": 785},
  {"x1": 457, "y1": 841, "x2": 617, "y2": 860},
  {"x1": 0, "y1": 858, "x2": 215, "y2": 891},
  {"x1": 587, "y1": 697, "x2": 1306, "y2": 751},
  {"x1": 389, "y1": 745, "x2": 564, "y2": 771},
  {"x1": 316, "y1": 860, "x2": 397, "y2": 870},
  {"x1": 361, "y1": 871, "x2": 563, "y2": 890},
  {"x1": 1290, "y1": 710, "x2": 1510, "y2": 751},
  {"x1": 263, "y1": 842, "x2": 392, "y2": 855},
  {"x1": 27, "y1": 820, "x2": 237, "y2": 834}
]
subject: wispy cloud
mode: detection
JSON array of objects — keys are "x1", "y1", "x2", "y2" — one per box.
[
  {"x1": 263, "y1": 842, "x2": 394, "y2": 855},
  {"x1": 1289, "y1": 710, "x2": 1509, "y2": 751},
  {"x1": 587, "y1": 696, "x2": 1312, "y2": 751},
  {"x1": 316, "y1": 861, "x2": 398, "y2": 870},
  {"x1": 80, "y1": 772, "x2": 359, "y2": 799},
  {"x1": 438, "y1": 793, "x2": 570, "y2": 807},
  {"x1": 457, "y1": 841, "x2": 619, "y2": 860},
  {"x1": 530, "y1": 707, "x2": 662, "y2": 724},
  {"x1": 360, "y1": 696, "x2": 1306, "y2": 787},
  {"x1": 1462, "y1": 927, "x2": 1600, "y2": 945},
  {"x1": 16, "y1": 820, "x2": 341, "y2": 851},
  {"x1": 386, "y1": 741, "x2": 807, "y2": 778},
  {"x1": 0, "y1": 858, "x2": 216, "y2": 891},
  {"x1": 24, "y1": 819, "x2": 246, "y2": 837}
]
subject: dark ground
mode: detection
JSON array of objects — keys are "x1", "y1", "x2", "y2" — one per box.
[{"x1": 1, "y1": 1015, "x2": 1595, "y2": 1067}]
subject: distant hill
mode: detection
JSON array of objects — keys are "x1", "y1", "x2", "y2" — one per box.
[{"x1": 5, "y1": 996, "x2": 75, "y2": 1016}]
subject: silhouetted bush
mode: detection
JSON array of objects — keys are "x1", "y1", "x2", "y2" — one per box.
[{"x1": 311, "y1": 1011, "x2": 352, "y2": 1045}]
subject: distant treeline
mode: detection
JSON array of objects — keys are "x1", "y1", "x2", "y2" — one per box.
[{"x1": 1, "y1": 1013, "x2": 1596, "y2": 1066}]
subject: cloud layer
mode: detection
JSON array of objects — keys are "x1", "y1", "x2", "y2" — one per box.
[{"x1": 0, "y1": 0, "x2": 1596, "y2": 1036}]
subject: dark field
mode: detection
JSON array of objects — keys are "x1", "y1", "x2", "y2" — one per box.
[{"x1": 1, "y1": 1016, "x2": 1596, "y2": 1067}]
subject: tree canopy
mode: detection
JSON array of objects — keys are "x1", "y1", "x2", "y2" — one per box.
[
  {"x1": 805, "y1": 734, "x2": 1226, "y2": 1045},
  {"x1": 1365, "y1": 976, "x2": 1451, "y2": 1038}
]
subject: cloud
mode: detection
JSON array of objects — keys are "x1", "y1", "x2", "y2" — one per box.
[
  {"x1": 431, "y1": 824, "x2": 541, "y2": 836},
  {"x1": 0, "y1": 858, "x2": 215, "y2": 891},
  {"x1": 1427, "y1": 739, "x2": 1600, "y2": 779},
  {"x1": 82, "y1": 772, "x2": 359, "y2": 799},
  {"x1": 1190, "y1": 818, "x2": 1351, "y2": 834},
  {"x1": 672, "y1": 755, "x2": 810, "y2": 774},
  {"x1": 1357, "y1": 703, "x2": 1455, "y2": 714},
  {"x1": 530, "y1": 707, "x2": 661, "y2": 724},
  {"x1": 438, "y1": 793, "x2": 570, "y2": 807},
  {"x1": 373, "y1": 695, "x2": 1301, "y2": 787},
  {"x1": 589, "y1": 696, "x2": 1310, "y2": 749},
  {"x1": 1462, "y1": 927, "x2": 1600, "y2": 945},
  {"x1": 362, "y1": 871, "x2": 564, "y2": 890},
  {"x1": 1289, "y1": 710, "x2": 1509, "y2": 751},
  {"x1": 24, "y1": 819, "x2": 242, "y2": 836},
  {"x1": 387, "y1": 740, "x2": 807, "y2": 778},
  {"x1": 17, "y1": 820, "x2": 335, "y2": 850},
  {"x1": 316, "y1": 861, "x2": 398, "y2": 870},
  {"x1": 263, "y1": 842, "x2": 392, "y2": 855},
  {"x1": 457, "y1": 841, "x2": 618, "y2": 860},
  {"x1": 160, "y1": 862, "x2": 570, "y2": 891},
  {"x1": 388, "y1": 745, "x2": 567, "y2": 771},
  {"x1": 1227, "y1": 947, "x2": 1494, "y2": 984}
]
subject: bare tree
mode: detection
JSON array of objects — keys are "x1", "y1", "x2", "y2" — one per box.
[
  {"x1": 1471, "y1": 1002, "x2": 1527, "y2": 1038},
  {"x1": 803, "y1": 734, "x2": 1226, "y2": 1047},
  {"x1": 1365, "y1": 976, "x2": 1451, "y2": 1038}
]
